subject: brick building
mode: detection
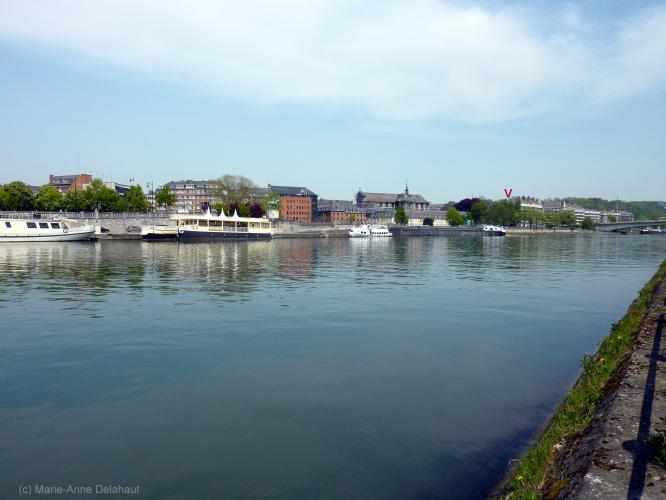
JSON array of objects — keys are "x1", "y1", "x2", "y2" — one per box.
[
  {"x1": 165, "y1": 179, "x2": 214, "y2": 213},
  {"x1": 318, "y1": 199, "x2": 368, "y2": 224},
  {"x1": 269, "y1": 185, "x2": 318, "y2": 223},
  {"x1": 49, "y1": 174, "x2": 93, "y2": 192}
]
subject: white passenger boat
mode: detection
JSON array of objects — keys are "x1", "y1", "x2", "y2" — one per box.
[
  {"x1": 0, "y1": 217, "x2": 96, "y2": 242},
  {"x1": 141, "y1": 225, "x2": 178, "y2": 240},
  {"x1": 172, "y1": 209, "x2": 272, "y2": 240},
  {"x1": 482, "y1": 225, "x2": 506, "y2": 236},
  {"x1": 640, "y1": 227, "x2": 662, "y2": 234},
  {"x1": 349, "y1": 224, "x2": 392, "y2": 238}
]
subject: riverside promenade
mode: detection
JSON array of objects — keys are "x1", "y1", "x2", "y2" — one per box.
[{"x1": 544, "y1": 274, "x2": 666, "y2": 498}]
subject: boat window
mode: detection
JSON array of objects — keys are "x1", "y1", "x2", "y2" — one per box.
[
  {"x1": 4, "y1": 222, "x2": 10, "y2": 228},
  {"x1": 39, "y1": 223, "x2": 49, "y2": 229},
  {"x1": 50, "y1": 223, "x2": 60, "y2": 229},
  {"x1": 27, "y1": 222, "x2": 37, "y2": 228}
]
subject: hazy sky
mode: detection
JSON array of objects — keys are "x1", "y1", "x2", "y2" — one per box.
[{"x1": 1, "y1": 0, "x2": 665, "y2": 202}]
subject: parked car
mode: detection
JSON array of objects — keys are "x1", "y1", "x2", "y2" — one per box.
[{"x1": 127, "y1": 225, "x2": 142, "y2": 233}]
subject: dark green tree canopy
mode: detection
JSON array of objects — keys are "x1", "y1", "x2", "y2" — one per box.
[
  {"x1": 34, "y1": 185, "x2": 63, "y2": 211},
  {"x1": 469, "y1": 200, "x2": 488, "y2": 224},
  {"x1": 0, "y1": 181, "x2": 34, "y2": 210}
]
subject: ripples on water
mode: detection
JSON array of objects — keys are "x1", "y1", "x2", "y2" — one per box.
[{"x1": 1, "y1": 235, "x2": 665, "y2": 499}]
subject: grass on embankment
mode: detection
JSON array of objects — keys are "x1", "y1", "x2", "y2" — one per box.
[{"x1": 499, "y1": 259, "x2": 666, "y2": 499}]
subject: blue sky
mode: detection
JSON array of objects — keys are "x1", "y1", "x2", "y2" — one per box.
[{"x1": 1, "y1": 0, "x2": 665, "y2": 202}]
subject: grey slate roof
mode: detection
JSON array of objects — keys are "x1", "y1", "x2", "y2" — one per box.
[
  {"x1": 318, "y1": 199, "x2": 358, "y2": 212},
  {"x1": 360, "y1": 192, "x2": 429, "y2": 204},
  {"x1": 270, "y1": 185, "x2": 318, "y2": 197}
]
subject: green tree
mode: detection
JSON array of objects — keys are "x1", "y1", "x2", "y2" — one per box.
[
  {"x1": 469, "y1": 200, "x2": 488, "y2": 224},
  {"x1": 209, "y1": 174, "x2": 257, "y2": 205},
  {"x1": 543, "y1": 211, "x2": 560, "y2": 227},
  {"x1": 81, "y1": 179, "x2": 122, "y2": 212},
  {"x1": 0, "y1": 186, "x2": 10, "y2": 210},
  {"x1": 394, "y1": 205, "x2": 408, "y2": 225},
  {"x1": 212, "y1": 202, "x2": 229, "y2": 215},
  {"x1": 581, "y1": 216, "x2": 596, "y2": 230},
  {"x1": 155, "y1": 185, "x2": 176, "y2": 208},
  {"x1": 124, "y1": 185, "x2": 151, "y2": 212},
  {"x1": 559, "y1": 210, "x2": 577, "y2": 227},
  {"x1": 34, "y1": 185, "x2": 63, "y2": 211},
  {"x1": 229, "y1": 201, "x2": 251, "y2": 217},
  {"x1": 446, "y1": 207, "x2": 464, "y2": 226},
  {"x1": 486, "y1": 200, "x2": 520, "y2": 226},
  {"x1": 1, "y1": 181, "x2": 35, "y2": 210},
  {"x1": 63, "y1": 188, "x2": 86, "y2": 211}
]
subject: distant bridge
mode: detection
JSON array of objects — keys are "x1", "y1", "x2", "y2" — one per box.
[{"x1": 596, "y1": 220, "x2": 666, "y2": 232}]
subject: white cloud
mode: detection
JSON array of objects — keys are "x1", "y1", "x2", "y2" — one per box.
[{"x1": 0, "y1": 0, "x2": 664, "y2": 123}]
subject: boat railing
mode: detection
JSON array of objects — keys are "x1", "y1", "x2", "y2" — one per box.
[{"x1": 183, "y1": 224, "x2": 249, "y2": 233}]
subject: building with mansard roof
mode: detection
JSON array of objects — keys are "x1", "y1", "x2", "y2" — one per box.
[{"x1": 355, "y1": 184, "x2": 429, "y2": 211}]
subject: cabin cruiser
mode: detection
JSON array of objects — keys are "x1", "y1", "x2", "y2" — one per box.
[
  {"x1": 640, "y1": 227, "x2": 662, "y2": 234},
  {"x1": 172, "y1": 209, "x2": 272, "y2": 240},
  {"x1": 481, "y1": 225, "x2": 506, "y2": 236},
  {"x1": 0, "y1": 217, "x2": 95, "y2": 242},
  {"x1": 349, "y1": 224, "x2": 392, "y2": 238}
]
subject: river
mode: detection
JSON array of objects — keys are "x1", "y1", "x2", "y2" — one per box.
[{"x1": 1, "y1": 235, "x2": 665, "y2": 499}]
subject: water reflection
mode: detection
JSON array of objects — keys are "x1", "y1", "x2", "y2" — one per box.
[{"x1": 1, "y1": 236, "x2": 665, "y2": 499}]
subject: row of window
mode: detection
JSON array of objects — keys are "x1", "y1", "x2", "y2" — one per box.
[{"x1": 3, "y1": 222, "x2": 61, "y2": 229}]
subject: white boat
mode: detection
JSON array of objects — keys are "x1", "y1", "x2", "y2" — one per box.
[
  {"x1": 172, "y1": 209, "x2": 272, "y2": 240},
  {"x1": 0, "y1": 217, "x2": 96, "y2": 242},
  {"x1": 141, "y1": 225, "x2": 178, "y2": 240},
  {"x1": 482, "y1": 225, "x2": 506, "y2": 236},
  {"x1": 640, "y1": 227, "x2": 662, "y2": 234},
  {"x1": 349, "y1": 224, "x2": 392, "y2": 238}
]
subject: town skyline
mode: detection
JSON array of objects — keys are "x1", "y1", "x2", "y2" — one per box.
[{"x1": 1, "y1": 1, "x2": 665, "y2": 200}]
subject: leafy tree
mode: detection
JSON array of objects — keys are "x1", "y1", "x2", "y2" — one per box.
[
  {"x1": 63, "y1": 188, "x2": 86, "y2": 211},
  {"x1": 423, "y1": 217, "x2": 434, "y2": 226},
  {"x1": 559, "y1": 210, "x2": 577, "y2": 227},
  {"x1": 1, "y1": 181, "x2": 34, "y2": 210},
  {"x1": 212, "y1": 202, "x2": 229, "y2": 215},
  {"x1": 155, "y1": 185, "x2": 176, "y2": 207},
  {"x1": 519, "y1": 207, "x2": 544, "y2": 228},
  {"x1": 34, "y1": 185, "x2": 63, "y2": 211},
  {"x1": 209, "y1": 174, "x2": 257, "y2": 205},
  {"x1": 454, "y1": 198, "x2": 481, "y2": 212},
  {"x1": 124, "y1": 185, "x2": 151, "y2": 212},
  {"x1": 249, "y1": 201, "x2": 266, "y2": 218},
  {"x1": 446, "y1": 207, "x2": 464, "y2": 226},
  {"x1": 486, "y1": 200, "x2": 520, "y2": 226},
  {"x1": 229, "y1": 201, "x2": 251, "y2": 217},
  {"x1": 581, "y1": 216, "x2": 596, "y2": 230},
  {"x1": 543, "y1": 211, "x2": 560, "y2": 227},
  {"x1": 607, "y1": 215, "x2": 617, "y2": 223},
  {"x1": 347, "y1": 213, "x2": 357, "y2": 224},
  {"x1": 470, "y1": 200, "x2": 488, "y2": 224},
  {"x1": 81, "y1": 179, "x2": 122, "y2": 212},
  {"x1": 394, "y1": 205, "x2": 408, "y2": 225},
  {"x1": 0, "y1": 186, "x2": 11, "y2": 210}
]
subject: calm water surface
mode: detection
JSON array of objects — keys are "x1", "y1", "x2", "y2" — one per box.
[{"x1": 1, "y1": 235, "x2": 665, "y2": 499}]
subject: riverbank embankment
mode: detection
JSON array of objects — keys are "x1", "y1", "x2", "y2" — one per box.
[{"x1": 497, "y1": 260, "x2": 666, "y2": 499}]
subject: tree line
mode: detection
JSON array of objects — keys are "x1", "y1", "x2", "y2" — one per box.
[
  {"x1": 442, "y1": 199, "x2": 583, "y2": 228},
  {"x1": 0, "y1": 179, "x2": 152, "y2": 213}
]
